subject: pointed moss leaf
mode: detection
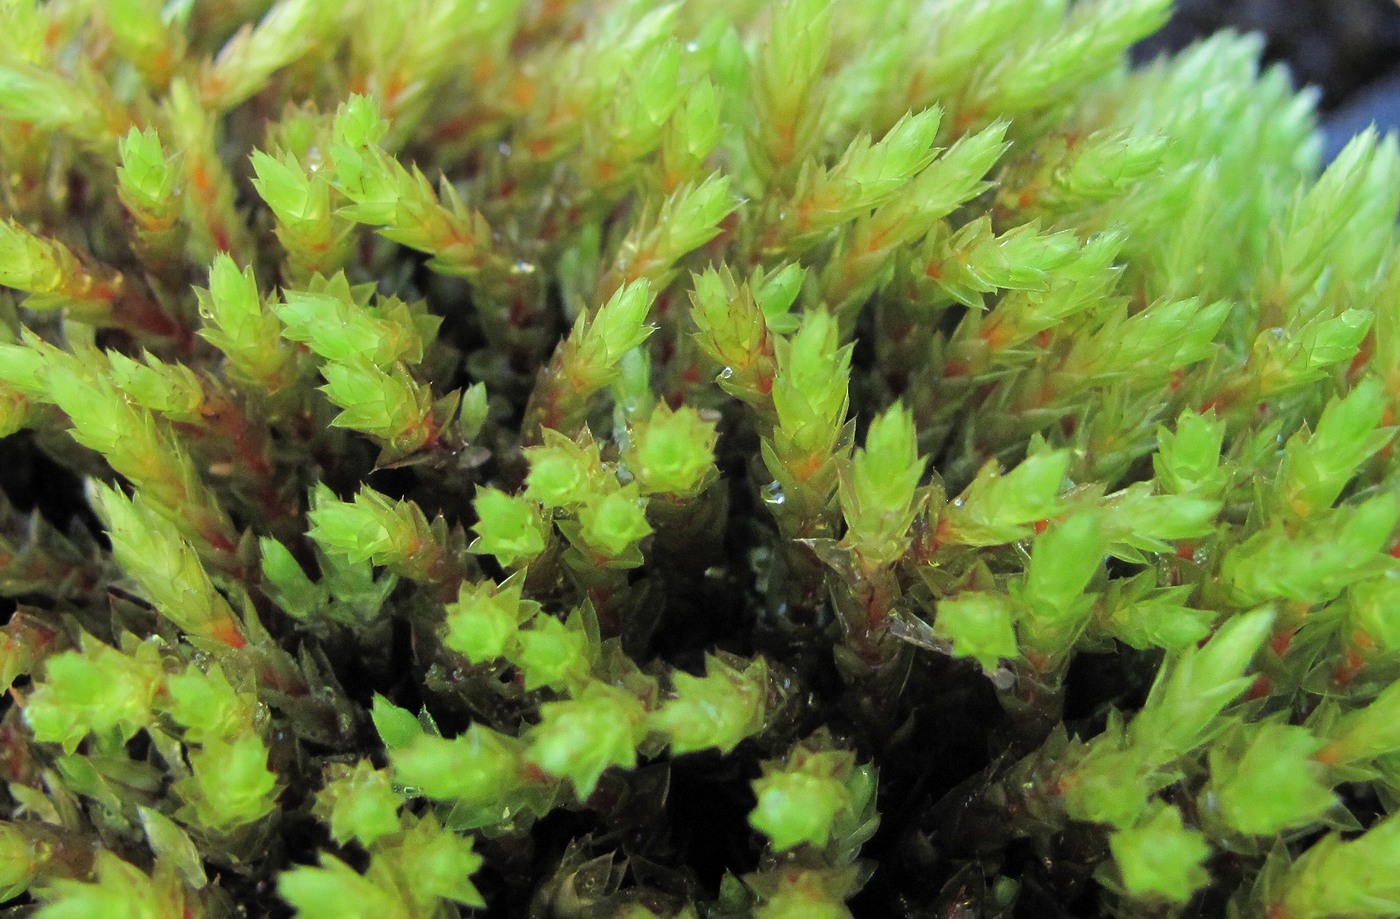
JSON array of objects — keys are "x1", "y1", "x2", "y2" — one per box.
[
  {"x1": 443, "y1": 575, "x2": 537, "y2": 665},
  {"x1": 197, "y1": 255, "x2": 297, "y2": 390},
  {"x1": 0, "y1": 341, "x2": 47, "y2": 396},
  {"x1": 750, "y1": 768, "x2": 849, "y2": 852},
  {"x1": 624, "y1": 404, "x2": 720, "y2": 499},
  {"x1": 315, "y1": 761, "x2": 402, "y2": 848},
  {"x1": 278, "y1": 855, "x2": 401, "y2": 919},
  {"x1": 779, "y1": 108, "x2": 942, "y2": 248},
  {"x1": 1209, "y1": 724, "x2": 1335, "y2": 836},
  {"x1": 566, "y1": 280, "x2": 657, "y2": 395},
  {"x1": 0, "y1": 823, "x2": 33, "y2": 902},
  {"x1": 468, "y1": 487, "x2": 549, "y2": 569},
  {"x1": 772, "y1": 310, "x2": 850, "y2": 441},
  {"x1": 1104, "y1": 582, "x2": 1214, "y2": 652},
  {"x1": 842, "y1": 402, "x2": 925, "y2": 566},
  {"x1": 651, "y1": 656, "x2": 767, "y2": 755},
  {"x1": 161, "y1": 662, "x2": 251, "y2": 745},
  {"x1": 921, "y1": 218, "x2": 1080, "y2": 307},
  {"x1": 1222, "y1": 495, "x2": 1400, "y2": 606},
  {"x1": 752, "y1": 263, "x2": 806, "y2": 325},
  {"x1": 36, "y1": 852, "x2": 188, "y2": 919},
  {"x1": 1049, "y1": 130, "x2": 1170, "y2": 205},
  {"x1": 259, "y1": 537, "x2": 324, "y2": 619},
  {"x1": 391, "y1": 726, "x2": 522, "y2": 805},
  {"x1": 200, "y1": 0, "x2": 330, "y2": 110},
  {"x1": 689, "y1": 266, "x2": 773, "y2": 378},
  {"x1": 747, "y1": 0, "x2": 832, "y2": 176},
  {"x1": 137, "y1": 807, "x2": 206, "y2": 891},
  {"x1": 1023, "y1": 513, "x2": 1105, "y2": 619},
  {"x1": 1278, "y1": 377, "x2": 1393, "y2": 517},
  {"x1": 178, "y1": 734, "x2": 279, "y2": 831},
  {"x1": 748, "y1": 746, "x2": 858, "y2": 853},
  {"x1": 1062, "y1": 744, "x2": 1155, "y2": 828},
  {"x1": 1346, "y1": 574, "x2": 1400, "y2": 653},
  {"x1": 1109, "y1": 804, "x2": 1210, "y2": 903},
  {"x1": 24, "y1": 640, "x2": 163, "y2": 754},
  {"x1": 524, "y1": 430, "x2": 604, "y2": 507},
  {"x1": 943, "y1": 451, "x2": 1070, "y2": 546},
  {"x1": 1272, "y1": 310, "x2": 1372, "y2": 391},
  {"x1": 318, "y1": 359, "x2": 434, "y2": 453},
  {"x1": 391, "y1": 817, "x2": 485, "y2": 908},
  {"x1": 753, "y1": 867, "x2": 860, "y2": 919},
  {"x1": 307, "y1": 485, "x2": 439, "y2": 576},
  {"x1": 1154, "y1": 409, "x2": 1228, "y2": 496},
  {"x1": 1102, "y1": 484, "x2": 1220, "y2": 558},
  {"x1": 513, "y1": 614, "x2": 591, "y2": 691},
  {"x1": 250, "y1": 148, "x2": 324, "y2": 225},
  {"x1": 657, "y1": 173, "x2": 736, "y2": 262},
  {"x1": 117, "y1": 126, "x2": 180, "y2": 221},
  {"x1": 371, "y1": 695, "x2": 424, "y2": 752},
  {"x1": 92, "y1": 482, "x2": 244, "y2": 645},
  {"x1": 575, "y1": 486, "x2": 653, "y2": 560},
  {"x1": 904, "y1": 121, "x2": 1010, "y2": 222},
  {"x1": 1128, "y1": 607, "x2": 1274, "y2": 762},
  {"x1": 1320, "y1": 678, "x2": 1400, "y2": 766},
  {"x1": 934, "y1": 592, "x2": 1019, "y2": 672},
  {"x1": 1271, "y1": 814, "x2": 1400, "y2": 919},
  {"x1": 525, "y1": 685, "x2": 647, "y2": 799}
]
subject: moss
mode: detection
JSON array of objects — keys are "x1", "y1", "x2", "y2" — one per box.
[{"x1": 1, "y1": 1, "x2": 1400, "y2": 916}]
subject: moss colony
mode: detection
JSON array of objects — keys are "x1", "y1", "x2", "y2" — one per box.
[{"x1": 2, "y1": 0, "x2": 1400, "y2": 916}]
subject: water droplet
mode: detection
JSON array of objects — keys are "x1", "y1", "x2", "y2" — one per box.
[
  {"x1": 685, "y1": 40, "x2": 699, "y2": 52},
  {"x1": 511, "y1": 260, "x2": 537, "y2": 276},
  {"x1": 718, "y1": 367, "x2": 734, "y2": 380},
  {"x1": 498, "y1": 141, "x2": 513, "y2": 157},
  {"x1": 763, "y1": 481, "x2": 785, "y2": 507}
]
